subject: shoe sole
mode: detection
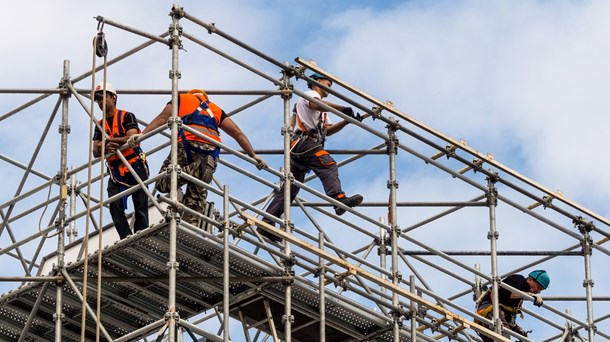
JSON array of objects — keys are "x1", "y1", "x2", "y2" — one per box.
[
  {"x1": 256, "y1": 227, "x2": 282, "y2": 243},
  {"x1": 335, "y1": 195, "x2": 363, "y2": 216}
]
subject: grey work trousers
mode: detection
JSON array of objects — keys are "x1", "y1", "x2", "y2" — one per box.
[{"x1": 264, "y1": 137, "x2": 343, "y2": 224}]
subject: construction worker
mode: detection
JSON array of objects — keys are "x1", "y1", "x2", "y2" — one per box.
[
  {"x1": 258, "y1": 73, "x2": 367, "y2": 242},
  {"x1": 92, "y1": 82, "x2": 150, "y2": 239},
  {"x1": 475, "y1": 270, "x2": 550, "y2": 341},
  {"x1": 128, "y1": 89, "x2": 267, "y2": 226}
]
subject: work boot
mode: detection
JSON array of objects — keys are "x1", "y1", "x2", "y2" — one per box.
[
  {"x1": 334, "y1": 194, "x2": 363, "y2": 216},
  {"x1": 256, "y1": 220, "x2": 282, "y2": 243}
]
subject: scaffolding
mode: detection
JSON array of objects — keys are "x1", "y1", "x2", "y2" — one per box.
[{"x1": 0, "y1": 4, "x2": 609, "y2": 342}]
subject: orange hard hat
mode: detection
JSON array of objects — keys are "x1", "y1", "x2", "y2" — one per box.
[{"x1": 188, "y1": 88, "x2": 209, "y2": 101}]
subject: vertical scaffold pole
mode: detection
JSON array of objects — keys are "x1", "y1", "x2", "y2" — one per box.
[
  {"x1": 486, "y1": 173, "x2": 501, "y2": 336},
  {"x1": 223, "y1": 185, "x2": 230, "y2": 341},
  {"x1": 410, "y1": 275, "x2": 417, "y2": 342},
  {"x1": 386, "y1": 118, "x2": 401, "y2": 340},
  {"x1": 167, "y1": 5, "x2": 183, "y2": 342},
  {"x1": 318, "y1": 232, "x2": 326, "y2": 342},
  {"x1": 54, "y1": 59, "x2": 71, "y2": 342},
  {"x1": 576, "y1": 218, "x2": 596, "y2": 342},
  {"x1": 280, "y1": 68, "x2": 294, "y2": 341}
]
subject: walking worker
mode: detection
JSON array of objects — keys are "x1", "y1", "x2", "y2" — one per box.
[
  {"x1": 258, "y1": 72, "x2": 367, "y2": 242},
  {"x1": 128, "y1": 89, "x2": 267, "y2": 226},
  {"x1": 92, "y1": 82, "x2": 150, "y2": 239},
  {"x1": 475, "y1": 270, "x2": 550, "y2": 341}
]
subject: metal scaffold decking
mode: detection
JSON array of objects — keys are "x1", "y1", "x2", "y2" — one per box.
[{"x1": 1, "y1": 4, "x2": 609, "y2": 342}]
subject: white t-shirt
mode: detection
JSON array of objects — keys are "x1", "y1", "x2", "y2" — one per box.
[{"x1": 293, "y1": 90, "x2": 333, "y2": 134}]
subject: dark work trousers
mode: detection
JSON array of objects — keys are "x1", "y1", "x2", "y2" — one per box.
[
  {"x1": 264, "y1": 137, "x2": 343, "y2": 224},
  {"x1": 107, "y1": 160, "x2": 149, "y2": 239}
]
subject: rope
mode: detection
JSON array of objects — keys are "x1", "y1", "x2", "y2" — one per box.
[
  {"x1": 37, "y1": 182, "x2": 59, "y2": 238},
  {"x1": 79, "y1": 25, "x2": 108, "y2": 342},
  {"x1": 95, "y1": 45, "x2": 109, "y2": 342}
]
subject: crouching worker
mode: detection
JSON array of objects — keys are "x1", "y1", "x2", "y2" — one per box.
[
  {"x1": 129, "y1": 89, "x2": 267, "y2": 226},
  {"x1": 92, "y1": 82, "x2": 150, "y2": 239},
  {"x1": 475, "y1": 270, "x2": 549, "y2": 341}
]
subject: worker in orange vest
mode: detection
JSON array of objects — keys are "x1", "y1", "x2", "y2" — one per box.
[{"x1": 92, "y1": 82, "x2": 149, "y2": 239}]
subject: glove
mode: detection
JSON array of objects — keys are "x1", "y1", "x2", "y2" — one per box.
[
  {"x1": 127, "y1": 133, "x2": 142, "y2": 148},
  {"x1": 531, "y1": 293, "x2": 543, "y2": 307},
  {"x1": 253, "y1": 155, "x2": 268, "y2": 170},
  {"x1": 340, "y1": 107, "x2": 354, "y2": 117}
]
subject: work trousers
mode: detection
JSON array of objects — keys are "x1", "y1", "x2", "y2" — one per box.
[
  {"x1": 156, "y1": 141, "x2": 217, "y2": 225},
  {"x1": 107, "y1": 159, "x2": 149, "y2": 239},
  {"x1": 264, "y1": 137, "x2": 342, "y2": 223},
  {"x1": 476, "y1": 302, "x2": 517, "y2": 342}
]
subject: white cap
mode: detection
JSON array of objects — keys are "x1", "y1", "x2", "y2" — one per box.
[{"x1": 94, "y1": 82, "x2": 117, "y2": 96}]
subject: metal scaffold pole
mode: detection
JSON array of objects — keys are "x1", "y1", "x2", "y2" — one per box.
[
  {"x1": 281, "y1": 69, "x2": 294, "y2": 341},
  {"x1": 577, "y1": 218, "x2": 597, "y2": 342},
  {"x1": 167, "y1": 5, "x2": 182, "y2": 342},
  {"x1": 54, "y1": 59, "x2": 71, "y2": 342},
  {"x1": 486, "y1": 173, "x2": 501, "y2": 336},
  {"x1": 386, "y1": 118, "x2": 401, "y2": 340}
]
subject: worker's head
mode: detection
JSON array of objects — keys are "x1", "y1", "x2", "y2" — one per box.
[
  {"x1": 307, "y1": 72, "x2": 332, "y2": 89},
  {"x1": 94, "y1": 82, "x2": 117, "y2": 110},
  {"x1": 527, "y1": 270, "x2": 550, "y2": 293},
  {"x1": 188, "y1": 88, "x2": 209, "y2": 101}
]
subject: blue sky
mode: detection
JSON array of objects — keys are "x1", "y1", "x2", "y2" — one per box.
[{"x1": 2, "y1": 0, "x2": 610, "y2": 340}]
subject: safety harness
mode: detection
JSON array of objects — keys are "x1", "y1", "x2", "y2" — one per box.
[
  {"x1": 476, "y1": 290, "x2": 525, "y2": 324},
  {"x1": 179, "y1": 98, "x2": 221, "y2": 163},
  {"x1": 102, "y1": 110, "x2": 148, "y2": 209}
]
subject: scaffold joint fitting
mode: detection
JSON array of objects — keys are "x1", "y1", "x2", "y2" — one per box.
[
  {"x1": 206, "y1": 22, "x2": 217, "y2": 35},
  {"x1": 170, "y1": 5, "x2": 185, "y2": 19},
  {"x1": 386, "y1": 179, "x2": 399, "y2": 190},
  {"x1": 168, "y1": 69, "x2": 182, "y2": 79},
  {"x1": 164, "y1": 311, "x2": 180, "y2": 322},
  {"x1": 574, "y1": 216, "x2": 594, "y2": 233},
  {"x1": 281, "y1": 314, "x2": 294, "y2": 324},
  {"x1": 487, "y1": 231, "x2": 499, "y2": 240},
  {"x1": 58, "y1": 123, "x2": 71, "y2": 135},
  {"x1": 282, "y1": 253, "x2": 297, "y2": 268},
  {"x1": 392, "y1": 271, "x2": 403, "y2": 282},
  {"x1": 166, "y1": 261, "x2": 180, "y2": 270},
  {"x1": 582, "y1": 279, "x2": 595, "y2": 288},
  {"x1": 445, "y1": 144, "x2": 458, "y2": 159},
  {"x1": 52, "y1": 312, "x2": 65, "y2": 322}
]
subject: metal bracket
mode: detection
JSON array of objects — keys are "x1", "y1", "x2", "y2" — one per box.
[
  {"x1": 58, "y1": 123, "x2": 71, "y2": 134},
  {"x1": 392, "y1": 271, "x2": 403, "y2": 282},
  {"x1": 371, "y1": 106, "x2": 383, "y2": 121},
  {"x1": 168, "y1": 69, "x2": 182, "y2": 79},
  {"x1": 206, "y1": 22, "x2": 217, "y2": 35},
  {"x1": 574, "y1": 216, "x2": 594, "y2": 234},
  {"x1": 52, "y1": 312, "x2": 65, "y2": 322},
  {"x1": 582, "y1": 279, "x2": 595, "y2": 288},
  {"x1": 164, "y1": 311, "x2": 181, "y2": 322},
  {"x1": 281, "y1": 314, "x2": 295, "y2": 324},
  {"x1": 170, "y1": 5, "x2": 185, "y2": 19},
  {"x1": 166, "y1": 116, "x2": 183, "y2": 130},
  {"x1": 165, "y1": 164, "x2": 182, "y2": 175},
  {"x1": 166, "y1": 261, "x2": 180, "y2": 271},
  {"x1": 164, "y1": 207, "x2": 181, "y2": 223},
  {"x1": 58, "y1": 79, "x2": 71, "y2": 98},
  {"x1": 386, "y1": 179, "x2": 399, "y2": 190},
  {"x1": 487, "y1": 231, "x2": 499, "y2": 240}
]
